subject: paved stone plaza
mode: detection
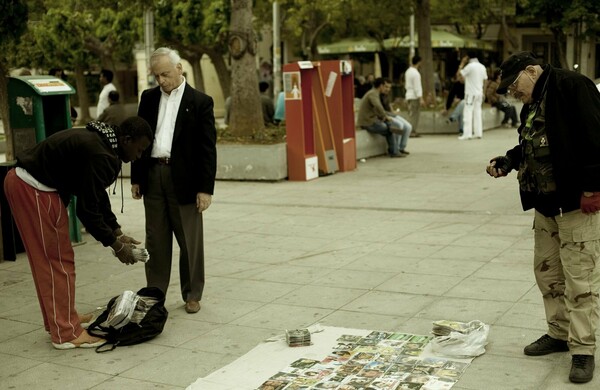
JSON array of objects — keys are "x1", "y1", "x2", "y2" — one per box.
[{"x1": 1, "y1": 128, "x2": 598, "y2": 389}]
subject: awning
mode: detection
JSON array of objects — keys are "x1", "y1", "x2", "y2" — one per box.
[
  {"x1": 383, "y1": 30, "x2": 494, "y2": 51},
  {"x1": 317, "y1": 37, "x2": 382, "y2": 55}
]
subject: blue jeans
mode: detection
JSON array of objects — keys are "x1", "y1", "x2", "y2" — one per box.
[
  {"x1": 494, "y1": 101, "x2": 518, "y2": 125},
  {"x1": 387, "y1": 113, "x2": 412, "y2": 152},
  {"x1": 450, "y1": 100, "x2": 465, "y2": 133},
  {"x1": 364, "y1": 121, "x2": 399, "y2": 155}
]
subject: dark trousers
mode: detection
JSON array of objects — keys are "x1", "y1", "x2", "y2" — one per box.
[
  {"x1": 494, "y1": 101, "x2": 518, "y2": 125},
  {"x1": 144, "y1": 164, "x2": 205, "y2": 302}
]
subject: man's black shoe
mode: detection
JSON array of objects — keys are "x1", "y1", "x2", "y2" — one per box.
[
  {"x1": 569, "y1": 355, "x2": 594, "y2": 383},
  {"x1": 389, "y1": 153, "x2": 406, "y2": 158},
  {"x1": 399, "y1": 150, "x2": 410, "y2": 155},
  {"x1": 523, "y1": 334, "x2": 568, "y2": 356}
]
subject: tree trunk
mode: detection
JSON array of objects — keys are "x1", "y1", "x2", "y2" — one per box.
[
  {"x1": 229, "y1": 0, "x2": 264, "y2": 137},
  {"x1": 551, "y1": 27, "x2": 569, "y2": 69},
  {"x1": 500, "y1": 15, "x2": 519, "y2": 50},
  {"x1": 207, "y1": 50, "x2": 231, "y2": 97},
  {"x1": 189, "y1": 55, "x2": 205, "y2": 92},
  {"x1": 74, "y1": 65, "x2": 92, "y2": 123},
  {"x1": 106, "y1": 56, "x2": 123, "y2": 95},
  {"x1": 0, "y1": 64, "x2": 15, "y2": 161},
  {"x1": 416, "y1": 0, "x2": 435, "y2": 107}
]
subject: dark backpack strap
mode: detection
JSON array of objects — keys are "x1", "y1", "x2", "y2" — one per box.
[{"x1": 95, "y1": 340, "x2": 120, "y2": 353}]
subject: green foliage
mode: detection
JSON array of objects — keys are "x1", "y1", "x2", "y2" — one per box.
[
  {"x1": 0, "y1": 0, "x2": 28, "y2": 45},
  {"x1": 92, "y1": 6, "x2": 143, "y2": 64},
  {"x1": 518, "y1": 0, "x2": 600, "y2": 38},
  {"x1": 255, "y1": 0, "x2": 411, "y2": 49},
  {"x1": 155, "y1": 0, "x2": 230, "y2": 51},
  {"x1": 33, "y1": 8, "x2": 95, "y2": 67}
]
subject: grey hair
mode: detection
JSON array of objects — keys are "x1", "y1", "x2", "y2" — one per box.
[{"x1": 150, "y1": 47, "x2": 181, "y2": 67}]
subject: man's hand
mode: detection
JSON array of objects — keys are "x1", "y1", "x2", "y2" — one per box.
[
  {"x1": 131, "y1": 184, "x2": 142, "y2": 200},
  {"x1": 111, "y1": 241, "x2": 137, "y2": 265},
  {"x1": 581, "y1": 192, "x2": 600, "y2": 214},
  {"x1": 486, "y1": 156, "x2": 512, "y2": 178},
  {"x1": 197, "y1": 193, "x2": 212, "y2": 213}
]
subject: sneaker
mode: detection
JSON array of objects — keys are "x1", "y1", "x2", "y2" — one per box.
[
  {"x1": 523, "y1": 334, "x2": 568, "y2": 356},
  {"x1": 569, "y1": 355, "x2": 594, "y2": 383},
  {"x1": 457, "y1": 136, "x2": 472, "y2": 141}
]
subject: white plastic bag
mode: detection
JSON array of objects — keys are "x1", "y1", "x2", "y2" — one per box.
[{"x1": 430, "y1": 320, "x2": 490, "y2": 358}]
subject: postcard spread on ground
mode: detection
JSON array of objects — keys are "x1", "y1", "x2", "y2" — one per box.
[{"x1": 188, "y1": 325, "x2": 473, "y2": 390}]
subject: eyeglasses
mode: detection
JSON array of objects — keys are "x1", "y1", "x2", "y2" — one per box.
[{"x1": 507, "y1": 71, "x2": 524, "y2": 95}]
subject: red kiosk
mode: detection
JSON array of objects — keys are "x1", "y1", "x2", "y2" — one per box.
[{"x1": 284, "y1": 60, "x2": 356, "y2": 181}]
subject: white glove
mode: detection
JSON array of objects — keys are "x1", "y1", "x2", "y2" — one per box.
[{"x1": 132, "y1": 248, "x2": 150, "y2": 263}]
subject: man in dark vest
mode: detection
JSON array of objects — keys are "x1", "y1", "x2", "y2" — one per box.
[{"x1": 486, "y1": 51, "x2": 600, "y2": 383}]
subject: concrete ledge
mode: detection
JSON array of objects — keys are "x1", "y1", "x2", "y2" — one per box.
[
  {"x1": 216, "y1": 142, "x2": 287, "y2": 181},
  {"x1": 356, "y1": 104, "x2": 521, "y2": 158},
  {"x1": 419, "y1": 105, "x2": 503, "y2": 134},
  {"x1": 356, "y1": 129, "x2": 388, "y2": 160}
]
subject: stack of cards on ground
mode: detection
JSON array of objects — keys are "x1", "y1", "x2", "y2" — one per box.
[
  {"x1": 432, "y1": 320, "x2": 484, "y2": 336},
  {"x1": 285, "y1": 328, "x2": 311, "y2": 347}
]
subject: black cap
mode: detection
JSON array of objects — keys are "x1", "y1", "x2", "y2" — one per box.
[{"x1": 496, "y1": 51, "x2": 542, "y2": 94}]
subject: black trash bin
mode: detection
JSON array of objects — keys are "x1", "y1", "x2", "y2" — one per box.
[{"x1": 0, "y1": 162, "x2": 25, "y2": 261}]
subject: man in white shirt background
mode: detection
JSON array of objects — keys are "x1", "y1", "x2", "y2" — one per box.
[
  {"x1": 458, "y1": 51, "x2": 488, "y2": 140},
  {"x1": 404, "y1": 55, "x2": 424, "y2": 138},
  {"x1": 96, "y1": 69, "x2": 117, "y2": 119}
]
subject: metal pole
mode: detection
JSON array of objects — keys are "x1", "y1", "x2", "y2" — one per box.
[
  {"x1": 273, "y1": 1, "x2": 282, "y2": 98},
  {"x1": 409, "y1": 14, "x2": 415, "y2": 62}
]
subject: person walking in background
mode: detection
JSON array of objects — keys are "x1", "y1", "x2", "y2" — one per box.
[
  {"x1": 357, "y1": 77, "x2": 407, "y2": 158},
  {"x1": 404, "y1": 55, "x2": 424, "y2": 138},
  {"x1": 486, "y1": 51, "x2": 600, "y2": 384},
  {"x1": 259, "y1": 81, "x2": 275, "y2": 126},
  {"x1": 486, "y1": 69, "x2": 518, "y2": 128},
  {"x1": 457, "y1": 51, "x2": 487, "y2": 140},
  {"x1": 97, "y1": 69, "x2": 117, "y2": 119},
  {"x1": 4, "y1": 118, "x2": 152, "y2": 349},
  {"x1": 97, "y1": 90, "x2": 127, "y2": 127},
  {"x1": 131, "y1": 47, "x2": 217, "y2": 314}
]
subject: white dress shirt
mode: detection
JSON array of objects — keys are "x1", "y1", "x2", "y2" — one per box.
[{"x1": 151, "y1": 77, "x2": 186, "y2": 158}]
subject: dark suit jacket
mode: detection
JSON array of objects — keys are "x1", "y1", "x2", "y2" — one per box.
[{"x1": 131, "y1": 84, "x2": 217, "y2": 205}]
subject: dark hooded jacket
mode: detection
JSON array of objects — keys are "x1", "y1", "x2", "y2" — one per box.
[{"x1": 16, "y1": 122, "x2": 121, "y2": 246}]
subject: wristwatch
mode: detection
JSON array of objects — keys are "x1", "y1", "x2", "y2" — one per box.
[{"x1": 583, "y1": 192, "x2": 594, "y2": 197}]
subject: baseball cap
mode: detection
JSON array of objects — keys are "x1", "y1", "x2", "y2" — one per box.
[{"x1": 496, "y1": 51, "x2": 542, "y2": 94}]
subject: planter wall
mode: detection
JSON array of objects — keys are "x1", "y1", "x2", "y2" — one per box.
[{"x1": 216, "y1": 142, "x2": 287, "y2": 181}]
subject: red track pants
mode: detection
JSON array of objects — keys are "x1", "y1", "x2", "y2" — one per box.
[{"x1": 4, "y1": 169, "x2": 83, "y2": 344}]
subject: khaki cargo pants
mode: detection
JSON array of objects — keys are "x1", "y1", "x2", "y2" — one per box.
[{"x1": 534, "y1": 209, "x2": 600, "y2": 355}]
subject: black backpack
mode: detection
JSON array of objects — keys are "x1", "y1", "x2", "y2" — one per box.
[{"x1": 87, "y1": 287, "x2": 168, "y2": 352}]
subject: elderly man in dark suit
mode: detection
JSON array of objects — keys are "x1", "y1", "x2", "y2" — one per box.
[{"x1": 131, "y1": 47, "x2": 217, "y2": 314}]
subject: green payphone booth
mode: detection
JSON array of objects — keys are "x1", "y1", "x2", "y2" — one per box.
[{"x1": 7, "y1": 75, "x2": 82, "y2": 244}]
